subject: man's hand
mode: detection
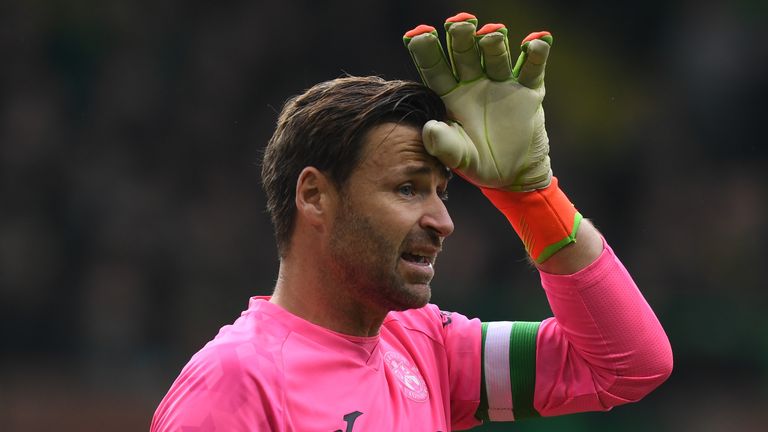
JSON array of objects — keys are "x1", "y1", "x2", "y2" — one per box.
[{"x1": 403, "y1": 13, "x2": 553, "y2": 192}]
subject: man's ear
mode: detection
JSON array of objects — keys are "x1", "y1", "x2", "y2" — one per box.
[{"x1": 295, "y1": 167, "x2": 336, "y2": 228}]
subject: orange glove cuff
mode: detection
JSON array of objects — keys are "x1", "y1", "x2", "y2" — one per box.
[{"x1": 481, "y1": 177, "x2": 582, "y2": 263}]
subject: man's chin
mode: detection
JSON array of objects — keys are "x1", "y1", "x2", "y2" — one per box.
[{"x1": 387, "y1": 282, "x2": 432, "y2": 311}]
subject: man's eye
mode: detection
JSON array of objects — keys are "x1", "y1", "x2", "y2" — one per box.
[{"x1": 398, "y1": 184, "x2": 415, "y2": 196}]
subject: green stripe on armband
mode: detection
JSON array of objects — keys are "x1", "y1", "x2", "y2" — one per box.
[
  {"x1": 510, "y1": 321, "x2": 541, "y2": 419},
  {"x1": 476, "y1": 322, "x2": 490, "y2": 421}
]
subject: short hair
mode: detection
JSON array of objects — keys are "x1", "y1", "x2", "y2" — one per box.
[{"x1": 261, "y1": 76, "x2": 447, "y2": 257}]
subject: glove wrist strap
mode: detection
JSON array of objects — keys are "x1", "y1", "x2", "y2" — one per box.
[{"x1": 481, "y1": 177, "x2": 582, "y2": 263}]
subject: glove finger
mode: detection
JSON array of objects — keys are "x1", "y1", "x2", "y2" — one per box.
[
  {"x1": 514, "y1": 32, "x2": 553, "y2": 89},
  {"x1": 404, "y1": 26, "x2": 458, "y2": 95},
  {"x1": 476, "y1": 24, "x2": 513, "y2": 81},
  {"x1": 422, "y1": 120, "x2": 478, "y2": 170},
  {"x1": 444, "y1": 13, "x2": 483, "y2": 82}
]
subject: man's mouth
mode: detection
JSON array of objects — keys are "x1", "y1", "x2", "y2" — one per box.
[{"x1": 400, "y1": 252, "x2": 435, "y2": 266}]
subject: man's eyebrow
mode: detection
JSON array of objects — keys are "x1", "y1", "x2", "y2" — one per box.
[
  {"x1": 402, "y1": 165, "x2": 432, "y2": 176},
  {"x1": 402, "y1": 164, "x2": 453, "y2": 181}
]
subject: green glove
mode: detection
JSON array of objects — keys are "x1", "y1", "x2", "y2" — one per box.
[{"x1": 403, "y1": 13, "x2": 554, "y2": 192}]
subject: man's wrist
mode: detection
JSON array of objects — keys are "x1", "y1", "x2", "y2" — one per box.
[{"x1": 480, "y1": 177, "x2": 581, "y2": 263}]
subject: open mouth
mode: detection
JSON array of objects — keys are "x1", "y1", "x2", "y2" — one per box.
[{"x1": 401, "y1": 252, "x2": 434, "y2": 266}]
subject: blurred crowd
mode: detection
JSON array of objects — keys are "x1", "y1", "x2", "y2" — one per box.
[{"x1": 1, "y1": 1, "x2": 766, "y2": 430}]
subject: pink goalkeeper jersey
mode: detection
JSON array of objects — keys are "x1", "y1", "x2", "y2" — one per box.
[{"x1": 151, "y1": 241, "x2": 672, "y2": 431}]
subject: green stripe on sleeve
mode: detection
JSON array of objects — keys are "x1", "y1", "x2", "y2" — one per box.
[{"x1": 510, "y1": 321, "x2": 541, "y2": 419}]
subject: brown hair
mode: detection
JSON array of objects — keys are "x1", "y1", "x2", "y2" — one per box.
[{"x1": 261, "y1": 76, "x2": 446, "y2": 257}]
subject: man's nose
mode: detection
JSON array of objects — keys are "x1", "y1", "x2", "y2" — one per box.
[{"x1": 420, "y1": 195, "x2": 454, "y2": 238}]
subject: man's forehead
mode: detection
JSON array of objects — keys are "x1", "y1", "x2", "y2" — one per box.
[{"x1": 361, "y1": 122, "x2": 449, "y2": 177}]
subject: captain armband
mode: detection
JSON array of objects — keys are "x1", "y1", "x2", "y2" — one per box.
[{"x1": 476, "y1": 321, "x2": 541, "y2": 422}]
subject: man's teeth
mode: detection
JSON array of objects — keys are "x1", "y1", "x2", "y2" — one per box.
[{"x1": 403, "y1": 253, "x2": 431, "y2": 264}]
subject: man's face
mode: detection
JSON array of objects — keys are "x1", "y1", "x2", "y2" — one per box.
[{"x1": 328, "y1": 122, "x2": 454, "y2": 312}]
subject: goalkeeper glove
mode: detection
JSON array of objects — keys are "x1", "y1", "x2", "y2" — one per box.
[{"x1": 403, "y1": 13, "x2": 581, "y2": 263}]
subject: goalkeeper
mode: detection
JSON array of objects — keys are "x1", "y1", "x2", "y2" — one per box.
[{"x1": 152, "y1": 12, "x2": 672, "y2": 431}]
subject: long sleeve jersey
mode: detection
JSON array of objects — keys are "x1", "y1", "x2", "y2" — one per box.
[{"x1": 151, "y1": 240, "x2": 672, "y2": 431}]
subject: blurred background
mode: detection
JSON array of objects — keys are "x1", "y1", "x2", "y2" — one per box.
[{"x1": 1, "y1": 0, "x2": 766, "y2": 430}]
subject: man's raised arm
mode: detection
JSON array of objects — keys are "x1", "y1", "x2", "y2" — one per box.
[{"x1": 404, "y1": 12, "x2": 672, "y2": 421}]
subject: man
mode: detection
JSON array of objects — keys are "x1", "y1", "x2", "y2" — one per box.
[{"x1": 152, "y1": 12, "x2": 672, "y2": 431}]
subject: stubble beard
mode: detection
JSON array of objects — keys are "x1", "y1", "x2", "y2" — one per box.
[{"x1": 328, "y1": 201, "x2": 432, "y2": 313}]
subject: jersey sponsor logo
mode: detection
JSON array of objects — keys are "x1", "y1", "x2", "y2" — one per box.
[
  {"x1": 384, "y1": 351, "x2": 429, "y2": 402},
  {"x1": 333, "y1": 411, "x2": 362, "y2": 432}
]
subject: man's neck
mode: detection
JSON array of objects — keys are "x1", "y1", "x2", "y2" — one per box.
[{"x1": 270, "y1": 255, "x2": 387, "y2": 337}]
